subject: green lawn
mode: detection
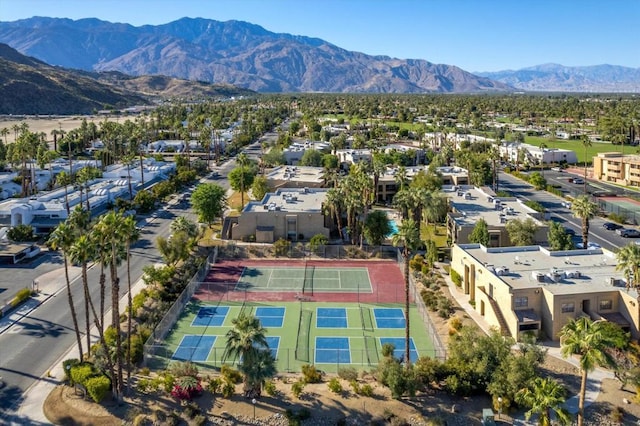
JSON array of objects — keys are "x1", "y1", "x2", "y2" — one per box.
[{"x1": 524, "y1": 136, "x2": 629, "y2": 164}]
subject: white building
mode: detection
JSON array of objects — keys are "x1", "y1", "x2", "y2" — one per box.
[
  {"x1": 102, "y1": 160, "x2": 176, "y2": 186},
  {"x1": 283, "y1": 141, "x2": 331, "y2": 165},
  {"x1": 500, "y1": 142, "x2": 578, "y2": 165}
]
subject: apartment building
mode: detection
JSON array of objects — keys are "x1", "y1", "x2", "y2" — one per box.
[
  {"x1": 592, "y1": 152, "x2": 640, "y2": 187},
  {"x1": 451, "y1": 244, "x2": 638, "y2": 341}
]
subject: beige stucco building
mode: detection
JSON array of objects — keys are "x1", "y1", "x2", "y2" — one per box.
[
  {"x1": 230, "y1": 188, "x2": 331, "y2": 243},
  {"x1": 451, "y1": 244, "x2": 638, "y2": 341},
  {"x1": 447, "y1": 186, "x2": 549, "y2": 247},
  {"x1": 592, "y1": 152, "x2": 640, "y2": 187}
]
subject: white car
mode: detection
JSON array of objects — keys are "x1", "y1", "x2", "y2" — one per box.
[{"x1": 576, "y1": 242, "x2": 601, "y2": 250}]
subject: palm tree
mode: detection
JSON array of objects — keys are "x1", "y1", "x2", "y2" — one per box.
[
  {"x1": 69, "y1": 234, "x2": 95, "y2": 354},
  {"x1": 570, "y1": 195, "x2": 598, "y2": 248},
  {"x1": 223, "y1": 313, "x2": 275, "y2": 397},
  {"x1": 515, "y1": 377, "x2": 571, "y2": 426},
  {"x1": 236, "y1": 152, "x2": 249, "y2": 207},
  {"x1": 323, "y1": 187, "x2": 345, "y2": 241},
  {"x1": 122, "y1": 215, "x2": 139, "y2": 392},
  {"x1": 559, "y1": 317, "x2": 628, "y2": 426},
  {"x1": 615, "y1": 243, "x2": 640, "y2": 290},
  {"x1": 99, "y1": 210, "x2": 126, "y2": 400},
  {"x1": 539, "y1": 142, "x2": 547, "y2": 178},
  {"x1": 580, "y1": 135, "x2": 592, "y2": 194},
  {"x1": 48, "y1": 222, "x2": 84, "y2": 360},
  {"x1": 56, "y1": 171, "x2": 72, "y2": 215},
  {"x1": 171, "y1": 216, "x2": 199, "y2": 239},
  {"x1": 392, "y1": 218, "x2": 421, "y2": 366}
]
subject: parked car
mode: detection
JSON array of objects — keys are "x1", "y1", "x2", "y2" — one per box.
[
  {"x1": 617, "y1": 228, "x2": 640, "y2": 238},
  {"x1": 572, "y1": 178, "x2": 585, "y2": 184},
  {"x1": 564, "y1": 227, "x2": 576, "y2": 236},
  {"x1": 576, "y1": 242, "x2": 601, "y2": 250},
  {"x1": 481, "y1": 409, "x2": 497, "y2": 426},
  {"x1": 603, "y1": 222, "x2": 623, "y2": 231}
]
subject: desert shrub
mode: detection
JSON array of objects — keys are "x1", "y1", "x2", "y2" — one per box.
[
  {"x1": 301, "y1": 364, "x2": 322, "y2": 383},
  {"x1": 11, "y1": 288, "x2": 33, "y2": 307},
  {"x1": 359, "y1": 383, "x2": 374, "y2": 397},
  {"x1": 414, "y1": 356, "x2": 445, "y2": 388},
  {"x1": 264, "y1": 379, "x2": 277, "y2": 396},
  {"x1": 450, "y1": 269, "x2": 462, "y2": 287},
  {"x1": 286, "y1": 407, "x2": 311, "y2": 425},
  {"x1": 153, "y1": 410, "x2": 167, "y2": 423},
  {"x1": 381, "y1": 343, "x2": 396, "y2": 358},
  {"x1": 137, "y1": 378, "x2": 153, "y2": 393},
  {"x1": 328, "y1": 377, "x2": 343, "y2": 393},
  {"x1": 349, "y1": 380, "x2": 360, "y2": 394},
  {"x1": 168, "y1": 361, "x2": 199, "y2": 378},
  {"x1": 85, "y1": 375, "x2": 111, "y2": 403},
  {"x1": 421, "y1": 264, "x2": 431, "y2": 275},
  {"x1": 221, "y1": 379, "x2": 235, "y2": 398},
  {"x1": 449, "y1": 316, "x2": 463, "y2": 331},
  {"x1": 70, "y1": 364, "x2": 95, "y2": 387},
  {"x1": 291, "y1": 380, "x2": 305, "y2": 398},
  {"x1": 62, "y1": 358, "x2": 81, "y2": 384},
  {"x1": 221, "y1": 365, "x2": 242, "y2": 383},
  {"x1": 132, "y1": 414, "x2": 151, "y2": 426},
  {"x1": 409, "y1": 254, "x2": 425, "y2": 271},
  {"x1": 273, "y1": 238, "x2": 291, "y2": 257},
  {"x1": 139, "y1": 367, "x2": 150, "y2": 376},
  {"x1": 337, "y1": 367, "x2": 358, "y2": 381},
  {"x1": 609, "y1": 212, "x2": 627, "y2": 224},
  {"x1": 171, "y1": 376, "x2": 203, "y2": 400},
  {"x1": 160, "y1": 373, "x2": 176, "y2": 392},
  {"x1": 193, "y1": 414, "x2": 207, "y2": 426},
  {"x1": 207, "y1": 377, "x2": 222, "y2": 394}
]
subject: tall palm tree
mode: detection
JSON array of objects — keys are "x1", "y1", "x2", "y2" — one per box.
[
  {"x1": 515, "y1": 377, "x2": 571, "y2": 426},
  {"x1": 48, "y1": 222, "x2": 84, "y2": 360},
  {"x1": 223, "y1": 313, "x2": 274, "y2": 396},
  {"x1": 392, "y1": 218, "x2": 421, "y2": 366},
  {"x1": 236, "y1": 152, "x2": 249, "y2": 207},
  {"x1": 580, "y1": 135, "x2": 592, "y2": 194},
  {"x1": 559, "y1": 317, "x2": 628, "y2": 426},
  {"x1": 98, "y1": 211, "x2": 126, "y2": 400},
  {"x1": 615, "y1": 243, "x2": 640, "y2": 290},
  {"x1": 539, "y1": 142, "x2": 547, "y2": 178},
  {"x1": 570, "y1": 195, "x2": 598, "y2": 248},
  {"x1": 323, "y1": 187, "x2": 345, "y2": 241},
  {"x1": 69, "y1": 234, "x2": 95, "y2": 354},
  {"x1": 122, "y1": 215, "x2": 139, "y2": 392},
  {"x1": 56, "y1": 171, "x2": 72, "y2": 215}
]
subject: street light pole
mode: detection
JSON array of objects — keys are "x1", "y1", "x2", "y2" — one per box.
[
  {"x1": 252, "y1": 398, "x2": 256, "y2": 419},
  {"x1": 497, "y1": 396, "x2": 503, "y2": 419}
]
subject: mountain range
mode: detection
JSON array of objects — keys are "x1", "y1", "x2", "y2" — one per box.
[
  {"x1": 0, "y1": 17, "x2": 637, "y2": 94},
  {"x1": 477, "y1": 64, "x2": 640, "y2": 93},
  {"x1": 0, "y1": 17, "x2": 511, "y2": 94},
  {"x1": 0, "y1": 43, "x2": 255, "y2": 114}
]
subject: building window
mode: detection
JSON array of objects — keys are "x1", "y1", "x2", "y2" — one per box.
[
  {"x1": 561, "y1": 303, "x2": 575, "y2": 313},
  {"x1": 599, "y1": 300, "x2": 612, "y2": 311},
  {"x1": 514, "y1": 296, "x2": 528, "y2": 308}
]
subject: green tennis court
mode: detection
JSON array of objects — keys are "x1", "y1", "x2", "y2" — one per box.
[
  {"x1": 235, "y1": 266, "x2": 373, "y2": 293},
  {"x1": 154, "y1": 301, "x2": 436, "y2": 373}
]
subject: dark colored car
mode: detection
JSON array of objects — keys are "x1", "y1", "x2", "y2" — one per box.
[
  {"x1": 603, "y1": 222, "x2": 623, "y2": 231},
  {"x1": 564, "y1": 227, "x2": 576, "y2": 236}
]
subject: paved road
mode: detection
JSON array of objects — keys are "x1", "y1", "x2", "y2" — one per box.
[
  {"x1": 499, "y1": 172, "x2": 631, "y2": 251},
  {"x1": 0, "y1": 151, "x2": 242, "y2": 419},
  {"x1": 0, "y1": 193, "x2": 198, "y2": 417}
]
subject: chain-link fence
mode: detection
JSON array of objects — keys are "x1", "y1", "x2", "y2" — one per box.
[
  {"x1": 217, "y1": 242, "x2": 399, "y2": 260},
  {"x1": 142, "y1": 345, "x2": 444, "y2": 374},
  {"x1": 143, "y1": 248, "x2": 217, "y2": 365},
  {"x1": 596, "y1": 198, "x2": 640, "y2": 225}
]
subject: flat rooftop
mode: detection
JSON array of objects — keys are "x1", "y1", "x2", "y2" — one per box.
[
  {"x1": 244, "y1": 188, "x2": 328, "y2": 213},
  {"x1": 458, "y1": 244, "x2": 629, "y2": 296},
  {"x1": 266, "y1": 166, "x2": 324, "y2": 185},
  {"x1": 447, "y1": 186, "x2": 544, "y2": 227}
]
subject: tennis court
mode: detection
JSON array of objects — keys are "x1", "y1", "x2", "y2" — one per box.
[
  {"x1": 234, "y1": 265, "x2": 373, "y2": 293},
  {"x1": 157, "y1": 301, "x2": 436, "y2": 373}
]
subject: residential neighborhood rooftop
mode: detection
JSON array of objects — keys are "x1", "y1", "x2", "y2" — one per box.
[
  {"x1": 456, "y1": 244, "x2": 627, "y2": 295},
  {"x1": 244, "y1": 187, "x2": 328, "y2": 213}
]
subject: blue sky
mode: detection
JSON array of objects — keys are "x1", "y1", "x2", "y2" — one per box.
[{"x1": 2, "y1": 0, "x2": 638, "y2": 72}]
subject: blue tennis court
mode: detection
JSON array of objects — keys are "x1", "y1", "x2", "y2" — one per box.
[
  {"x1": 373, "y1": 308, "x2": 405, "y2": 328},
  {"x1": 173, "y1": 335, "x2": 216, "y2": 361},
  {"x1": 380, "y1": 337, "x2": 419, "y2": 363},
  {"x1": 265, "y1": 336, "x2": 280, "y2": 359},
  {"x1": 316, "y1": 307, "x2": 348, "y2": 328},
  {"x1": 255, "y1": 306, "x2": 285, "y2": 327},
  {"x1": 315, "y1": 337, "x2": 351, "y2": 363},
  {"x1": 191, "y1": 306, "x2": 230, "y2": 327}
]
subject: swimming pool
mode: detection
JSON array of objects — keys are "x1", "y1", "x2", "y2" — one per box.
[{"x1": 387, "y1": 219, "x2": 399, "y2": 236}]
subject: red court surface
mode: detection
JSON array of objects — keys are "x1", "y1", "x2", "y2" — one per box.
[{"x1": 194, "y1": 259, "x2": 409, "y2": 304}]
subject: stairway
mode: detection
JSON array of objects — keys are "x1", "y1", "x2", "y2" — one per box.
[{"x1": 487, "y1": 296, "x2": 511, "y2": 337}]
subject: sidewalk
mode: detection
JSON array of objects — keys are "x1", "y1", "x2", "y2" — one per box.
[
  {"x1": 440, "y1": 264, "x2": 614, "y2": 422},
  {"x1": 10, "y1": 269, "x2": 149, "y2": 425}
]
